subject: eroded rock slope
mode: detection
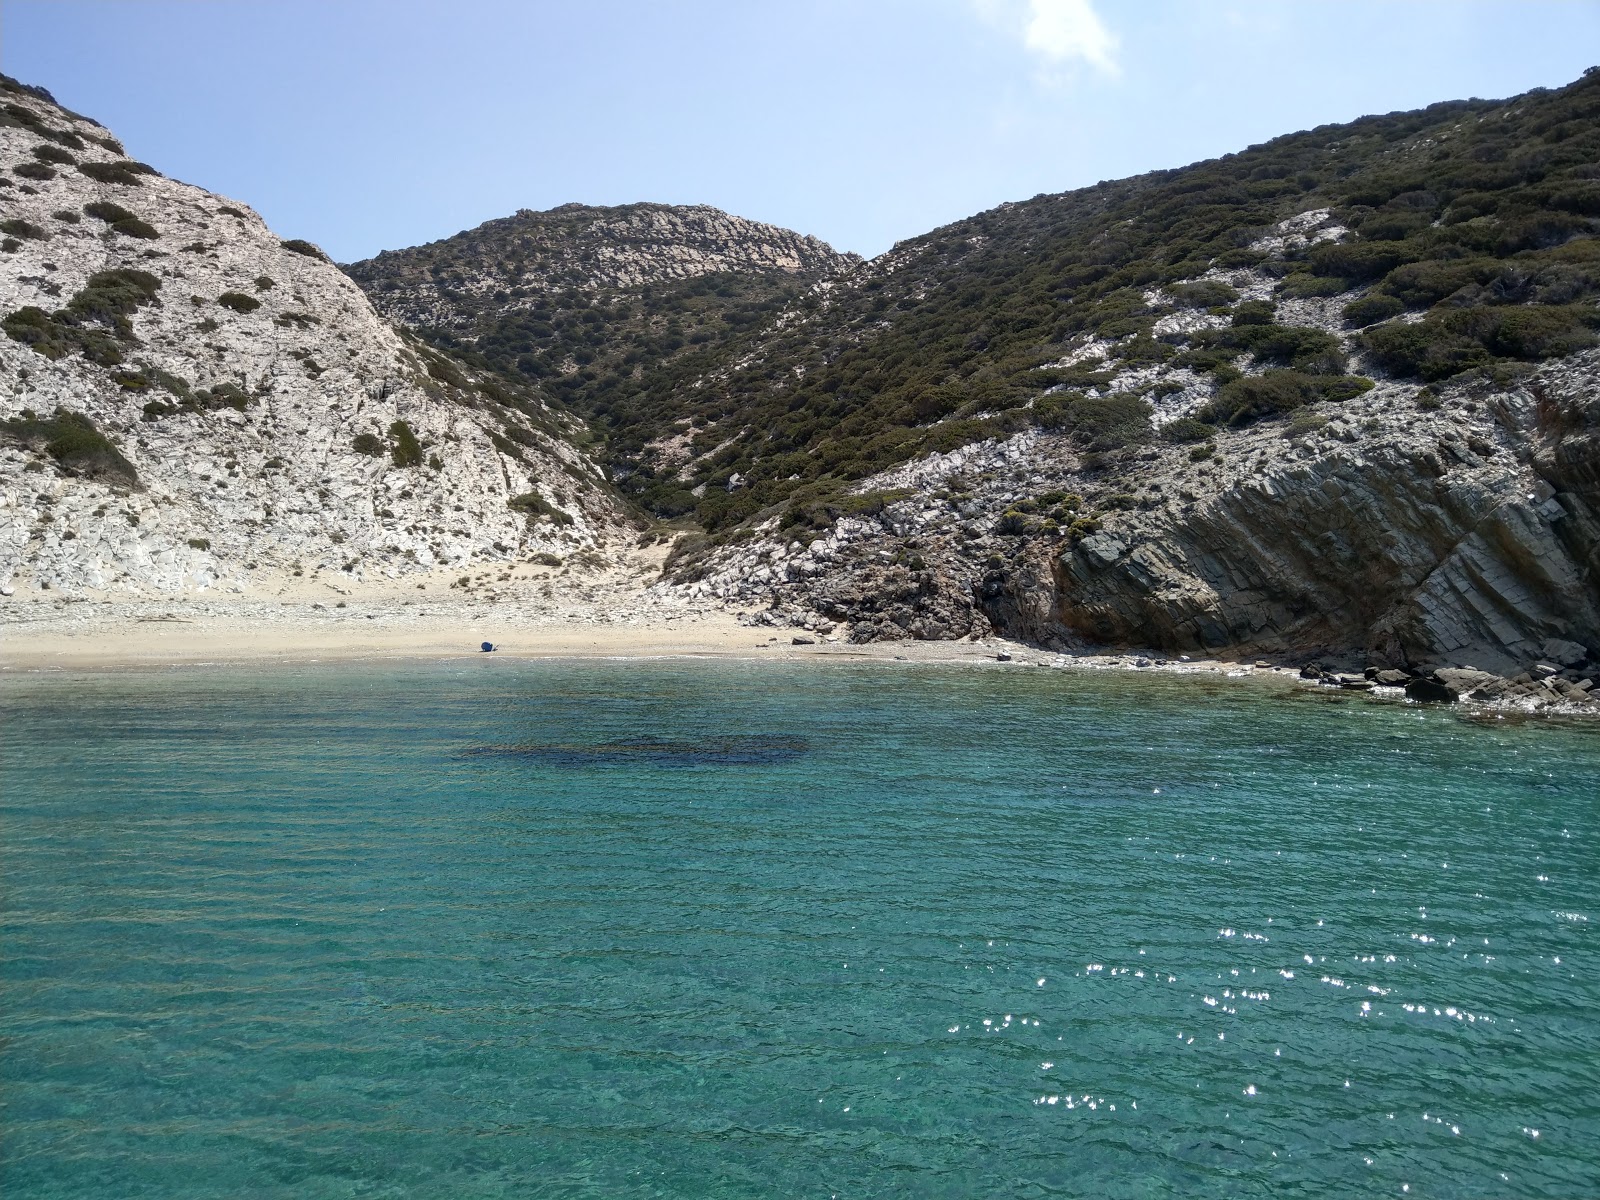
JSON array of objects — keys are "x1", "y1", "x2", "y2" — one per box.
[{"x1": 0, "y1": 77, "x2": 630, "y2": 597}]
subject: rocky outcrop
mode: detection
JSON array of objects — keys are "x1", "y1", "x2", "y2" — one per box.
[
  {"x1": 0, "y1": 77, "x2": 631, "y2": 599},
  {"x1": 1050, "y1": 356, "x2": 1600, "y2": 675},
  {"x1": 347, "y1": 202, "x2": 859, "y2": 333}
]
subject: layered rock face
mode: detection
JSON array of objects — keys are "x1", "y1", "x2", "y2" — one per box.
[
  {"x1": 1050, "y1": 355, "x2": 1600, "y2": 674},
  {"x1": 0, "y1": 79, "x2": 629, "y2": 598},
  {"x1": 347, "y1": 202, "x2": 858, "y2": 332}
]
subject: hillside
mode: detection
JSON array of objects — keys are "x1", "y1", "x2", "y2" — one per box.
[
  {"x1": 0, "y1": 76, "x2": 631, "y2": 600},
  {"x1": 348, "y1": 68, "x2": 1600, "y2": 675},
  {"x1": 346, "y1": 203, "x2": 859, "y2": 511}
]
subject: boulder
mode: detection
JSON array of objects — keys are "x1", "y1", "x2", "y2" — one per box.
[
  {"x1": 1405, "y1": 676, "x2": 1458, "y2": 703},
  {"x1": 1541, "y1": 638, "x2": 1590, "y2": 667},
  {"x1": 1334, "y1": 673, "x2": 1373, "y2": 689},
  {"x1": 791, "y1": 635, "x2": 815, "y2": 645},
  {"x1": 1373, "y1": 669, "x2": 1412, "y2": 686}
]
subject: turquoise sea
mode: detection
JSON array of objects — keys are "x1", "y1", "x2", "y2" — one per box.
[{"x1": 2, "y1": 659, "x2": 1597, "y2": 1198}]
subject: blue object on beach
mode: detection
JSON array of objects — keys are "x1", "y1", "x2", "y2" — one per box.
[{"x1": 481, "y1": 642, "x2": 495, "y2": 653}]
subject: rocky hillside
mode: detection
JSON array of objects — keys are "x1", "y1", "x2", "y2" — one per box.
[
  {"x1": 0, "y1": 76, "x2": 631, "y2": 599},
  {"x1": 643, "y1": 68, "x2": 1600, "y2": 676},
  {"x1": 347, "y1": 203, "x2": 859, "y2": 512}
]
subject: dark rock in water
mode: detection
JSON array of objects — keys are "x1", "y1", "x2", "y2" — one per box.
[
  {"x1": 1373, "y1": 669, "x2": 1412, "y2": 686},
  {"x1": 996, "y1": 652, "x2": 1013, "y2": 662},
  {"x1": 1406, "y1": 676, "x2": 1458, "y2": 703},
  {"x1": 1300, "y1": 662, "x2": 1323, "y2": 679},
  {"x1": 1334, "y1": 673, "x2": 1373, "y2": 689}
]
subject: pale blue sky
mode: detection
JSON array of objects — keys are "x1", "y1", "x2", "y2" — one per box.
[{"x1": 6, "y1": 1, "x2": 1598, "y2": 263}]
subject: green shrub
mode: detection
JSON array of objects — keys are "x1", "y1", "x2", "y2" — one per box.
[
  {"x1": 77, "y1": 159, "x2": 158, "y2": 186},
  {"x1": 1307, "y1": 239, "x2": 1417, "y2": 282},
  {"x1": 32, "y1": 143, "x2": 75, "y2": 165},
  {"x1": 65, "y1": 269, "x2": 162, "y2": 335},
  {"x1": 187, "y1": 538, "x2": 211, "y2": 550},
  {"x1": 0, "y1": 218, "x2": 46, "y2": 241},
  {"x1": 1275, "y1": 272, "x2": 1350, "y2": 299},
  {"x1": 1342, "y1": 294, "x2": 1405, "y2": 327},
  {"x1": 388, "y1": 419, "x2": 423, "y2": 467},
  {"x1": 280, "y1": 238, "x2": 328, "y2": 261},
  {"x1": 1379, "y1": 258, "x2": 1497, "y2": 308},
  {"x1": 217, "y1": 291, "x2": 261, "y2": 314},
  {"x1": 1168, "y1": 280, "x2": 1238, "y2": 308},
  {"x1": 0, "y1": 408, "x2": 138, "y2": 485},
  {"x1": 1199, "y1": 369, "x2": 1374, "y2": 427},
  {"x1": 1231, "y1": 300, "x2": 1277, "y2": 326},
  {"x1": 1201, "y1": 321, "x2": 1347, "y2": 373},
  {"x1": 274, "y1": 311, "x2": 321, "y2": 329},
  {"x1": 1160, "y1": 416, "x2": 1214, "y2": 443},
  {"x1": 1363, "y1": 304, "x2": 1599, "y2": 380},
  {"x1": 83, "y1": 200, "x2": 159, "y2": 239},
  {"x1": 4, "y1": 269, "x2": 161, "y2": 366},
  {"x1": 13, "y1": 161, "x2": 54, "y2": 180},
  {"x1": 51, "y1": 209, "x2": 80, "y2": 224},
  {"x1": 254, "y1": 275, "x2": 275, "y2": 290},
  {"x1": 509, "y1": 490, "x2": 574, "y2": 524},
  {"x1": 353, "y1": 432, "x2": 384, "y2": 456},
  {"x1": 1056, "y1": 392, "x2": 1153, "y2": 450}
]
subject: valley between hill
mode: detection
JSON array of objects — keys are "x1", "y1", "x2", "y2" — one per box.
[{"x1": 4, "y1": 68, "x2": 1599, "y2": 707}]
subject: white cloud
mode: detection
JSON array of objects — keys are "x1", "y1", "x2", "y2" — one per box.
[
  {"x1": 973, "y1": 0, "x2": 1120, "y2": 77},
  {"x1": 1023, "y1": 0, "x2": 1119, "y2": 73}
]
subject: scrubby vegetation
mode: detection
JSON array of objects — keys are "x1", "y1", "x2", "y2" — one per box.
[
  {"x1": 388, "y1": 419, "x2": 423, "y2": 467},
  {"x1": 77, "y1": 159, "x2": 158, "y2": 186},
  {"x1": 3, "y1": 268, "x2": 162, "y2": 365},
  {"x1": 280, "y1": 238, "x2": 328, "y2": 260},
  {"x1": 216, "y1": 291, "x2": 261, "y2": 314},
  {"x1": 83, "y1": 200, "x2": 158, "y2": 239},
  {"x1": 0, "y1": 408, "x2": 138, "y2": 485},
  {"x1": 347, "y1": 67, "x2": 1600, "y2": 537}
]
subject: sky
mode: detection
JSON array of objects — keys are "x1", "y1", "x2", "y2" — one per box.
[{"x1": 5, "y1": 1, "x2": 1598, "y2": 264}]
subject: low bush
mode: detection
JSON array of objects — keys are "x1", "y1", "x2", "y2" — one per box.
[
  {"x1": 1275, "y1": 271, "x2": 1351, "y2": 299},
  {"x1": 83, "y1": 200, "x2": 159, "y2": 239},
  {"x1": 1168, "y1": 280, "x2": 1238, "y2": 308},
  {"x1": 77, "y1": 159, "x2": 158, "y2": 186},
  {"x1": 1231, "y1": 300, "x2": 1277, "y2": 326},
  {"x1": 509, "y1": 490, "x2": 574, "y2": 525},
  {"x1": 1363, "y1": 304, "x2": 1599, "y2": 380},
  {"x1": 0, "y1": 408, "x2": 138, "y2": 485},
  {"x1": 388, "y1": 419, "x2": 423, "y2": 467},
  {"x1": 353, "y1": 432, "x2": 384, "y2": 456},
  {"x1": 1342, "y1": 293, "x2": 1405, "y2": 327},
  {"x1": 1160, "y1": 416, "x2": 1214, "y2": 444},
  {"x1": 1307, "y1": 240, "x2": 1417, "y2": 282},
  {"x1": 280, "y1": 238, "x2": 328, "y2": 261},
  {"x1": 32, "y1": 143, "x2": 75, "y2": 165},
  {"x1": 1055, "y1": 392, "x2": 1154, "y2": 450},
  {"x1": 217, "y1": 291, "x2": 260, "y2": 314},
  {"x1": 1199, "y1": 369, "x2": 1373, "y2": 427},
  {"x1": 0, "y1": 218, "x2": 46, "y2": 241},
  {"x1": 13, "y1": 161, "x2": 54, "y2": 180}
]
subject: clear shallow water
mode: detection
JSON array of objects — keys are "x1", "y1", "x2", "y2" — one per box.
[{"x1": 2, "y1": 660, "x2": 1597, "y2": 1199}]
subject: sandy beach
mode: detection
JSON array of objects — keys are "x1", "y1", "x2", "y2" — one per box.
[{"x1": 0, "y1": 546, "x2": 1261, "y2": 676}]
